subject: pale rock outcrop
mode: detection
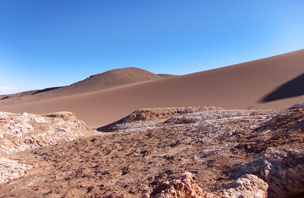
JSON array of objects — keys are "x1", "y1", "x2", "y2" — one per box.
[
  {"x1": 149, "y1": 172, "x2": 214, "y2": 198},
  {"x1": 0, "y1": 111, "x2": 89, "y2": 184},
  {"x1": 232, "y1": 148, "x2": 304, "y2": 198},
  {"x1": 149, "y1": 173, "x2": 268, "y2": 198},
  {"x1": 221, "y1": 174, "x2": 268, "y2": 198},
  {"x1": 0, "y1": 111, "x2": 88, "y2": 154},
  {"x1": 98, "y1": 107, "x2": 278, "y2": 132},
  {"x1": 0, "y1": 157, "x2": 32, "y2": 184}
]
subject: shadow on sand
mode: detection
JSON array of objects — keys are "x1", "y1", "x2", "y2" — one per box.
[
  {"x1": 260, "y1": 73, "x2": 304, "y2": 103},
  {"x1": 32, "y1": 87, "x2": 62, "y2": 95}
]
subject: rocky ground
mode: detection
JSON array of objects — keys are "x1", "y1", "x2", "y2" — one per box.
[
  {"x1": 0, "y1": 105, "x2": 303, "y2": 197},
  {"x1": 0, "y1": 111, "x2": 90, "y2": 185}
]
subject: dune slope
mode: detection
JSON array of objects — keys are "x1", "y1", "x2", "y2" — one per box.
[
  {"x1": 1, "y1": 50, "x2": 304, "y2": 128},
  {"x1": 45, "y1": 67, "x2": 163, "y2": 97},
  {"x1": 0, "y1": 67, "x2": 163, "y2": 102}
]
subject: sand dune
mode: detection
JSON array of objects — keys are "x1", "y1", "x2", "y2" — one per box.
[
  {"x1": 0, "y1": 49, "x2": 304, "y2": 128},
  {"x1": 47, "y1": 67, "x2": 164, "y2": 97},
  {"x1": 0, "y1": 90, "x2": 38, "y2": 100},
  {"x1": 1, "y1": 67, "x2": 163, "y2": 102}
]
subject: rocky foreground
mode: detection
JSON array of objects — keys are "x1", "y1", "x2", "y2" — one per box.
[
  {"x1": 0, "y1": 105, "x2": 303, "y2": 197},
  {"x1": 0, "y1": 111, "x2": 89, "y2": 185}
]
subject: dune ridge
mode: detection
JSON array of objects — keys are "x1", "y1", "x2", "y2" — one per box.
[{"x1": 0, "y1": 67, "x2": 164, "y2": 102}]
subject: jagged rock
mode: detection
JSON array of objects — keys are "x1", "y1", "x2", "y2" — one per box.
[
  {"x1": 288, "y1": 103, "x2": 304, "y2": 110},
  {"x1": 221, "y1": 174, "x2": 268, "y2": 198},
  {"x1": 150, "y1": 172, "x2": 214, "y2": 198},
  {"x1": 125, "y1": 107, "x2": 218, "y2": 122},
  {"x1": 97, "y1": 107, "x2": 211, "y2": 132},
  {"x1": 0, "y1": 111, "x2": 88, "y2": 154},
  {"x1": 149, "y1": 173, "x2": 268, "y2": 198},
  {"x1": 232, "y1": 148, "x2": 304, "y2": 198},
  {"x1": 97, "y1": 107, "x2": 278, "y2": 132},
  {"x1": 0, "y1": 111, "x2": 89, "y2": 185},
  {"x1": 44, "y1": 111, "x2": 77, "y2": 121}
]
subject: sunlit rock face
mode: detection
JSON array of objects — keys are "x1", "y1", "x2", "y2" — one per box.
[
  {"x1": 0, "y1": 111, "x2": 89, "y2": 184},
  {"x1": 149, "y1": 172, "x2": 268, "y2": 198},
  {"x1": 0, "y1": 111, "x2": 88, "y2": 155}
]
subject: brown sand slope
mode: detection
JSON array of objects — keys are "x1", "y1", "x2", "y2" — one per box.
[
  {"x1": 44, "y1": 67, "x2": 164, "y2": 97},
  {"x1": 0, "y1": 90, "x2": 38, "y2": 100},
  {"x1": 0, "y1": 67, "x2": 163, "y2": 102},
  {"x1": 0, "y1": 50, "x2": 304, "y2": 128}
]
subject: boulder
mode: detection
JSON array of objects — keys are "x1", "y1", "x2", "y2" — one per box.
[
  {"x1": 221, "y1": 174, "x2": 268, "y2": 198},
  {"x1": 0, "y1": 111, "x2": 88, "y2": 154},
  {"x1": 232, "y1": 148, "x2": 304, "y2": 198},
  {"x1": 150, "y1": 172, "x2": 214, "y2": 198}
]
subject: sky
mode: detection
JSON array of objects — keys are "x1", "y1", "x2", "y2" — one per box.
[{"x1": 0, "y1": 0, "x2": 304, "y2": 94}]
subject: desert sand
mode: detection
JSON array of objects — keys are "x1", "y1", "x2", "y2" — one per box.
[{"x1": 0, "y1": 50, "x2": 304, "y2": 128}]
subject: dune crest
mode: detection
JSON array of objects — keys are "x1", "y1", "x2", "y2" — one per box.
[{"x1": 1, "y1": 67, "x2": 165, "y2": 101}]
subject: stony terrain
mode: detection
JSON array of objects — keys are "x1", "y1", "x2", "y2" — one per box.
[
  {"x1": 0, "y1": 111, "x2": 89, "y2": 185},
  {"x1": 0, "y1": 111, "x2": 88, "y2": 155},
  {"x1": 0, "y1": 104, "x2": 303, "y2": 197}
]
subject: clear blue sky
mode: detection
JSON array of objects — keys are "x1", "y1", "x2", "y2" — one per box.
[{"x1": 1, "y1": 0, "x2": 304, "y2": 94}]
